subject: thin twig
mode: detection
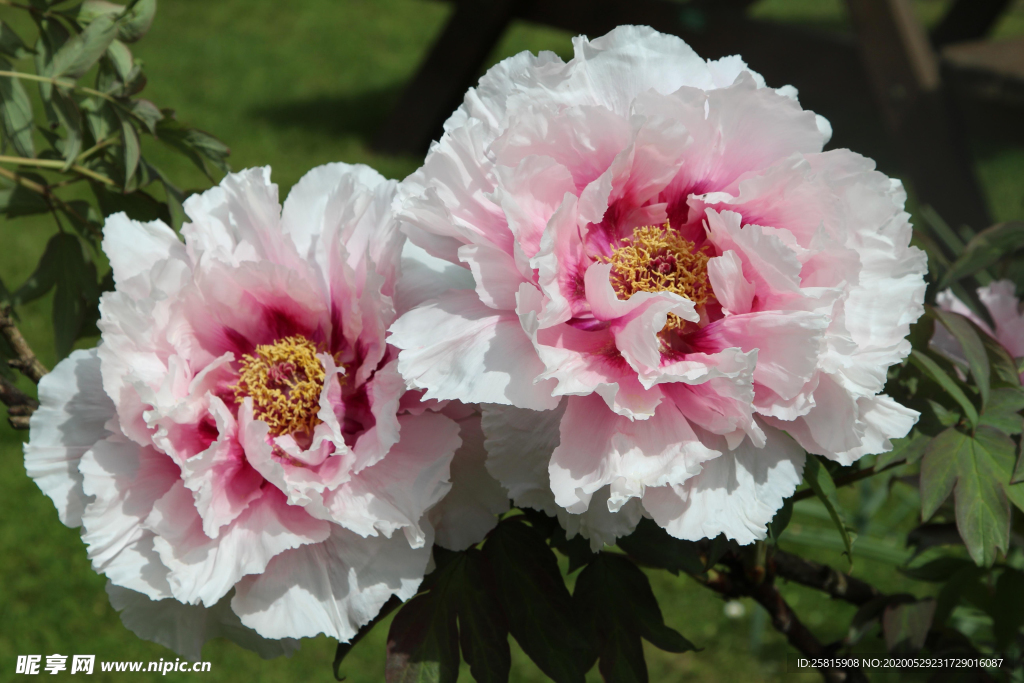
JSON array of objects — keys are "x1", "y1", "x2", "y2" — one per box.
[
  {"x1": 0, "y1": 70, "x2": 117, "y2": 103},
  {"x1": 0, "y1": 166, "x2": 102, "y2": 238},
  {"x1": 791, "y1": 460, "x2": 906, "y2": 503},
  {"x1": 0, "y1": 155, "x2": 117, "y2": 187},
  {"x1": 0, "y1": 375, "x2": 39, "y2": 430},
  {"x1": 0, "y1": 306, "x2": 48, "y2": 383}
]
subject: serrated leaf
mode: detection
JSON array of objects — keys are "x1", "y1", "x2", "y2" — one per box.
[
  {"x1": 882, "y1": 599, "x2": 935, "y2": 653},
  {"x1": 49, "y1": 14, "x2": 119, "y2": 81},
  {"x1": 573, "y1": 554, "x2": 696, "y2": 683},
  {"x1": 458, "y1": 550, "x2": 510, "y2": 683},
  {"x1": 931, "y1": 307, "x2": 990, "y2": 407},
  {"x1": 920, "y1": 426, "x2": 1016, "y2": 566},
  {"x1": 803, "y1": 455, "x2": 857, "y2": 563},
  {"x1": 939, "y1": 222, "x2": 1024, "y2": 288},
  {"x1": 483, "y1": 519, "x2": 590, "y2": 683},
  {"x1": 910, "y1": 350, "x2": 979, "y2": 428},
  {"x1": 617, "y1": 518, "x2": 704, "y2": 576},
  {"x1": 978, "y1": 387, "x2": 1024, "y2": 434},
  {"x1": 0, "y1": 59, "x2": 35, "y2": 158},
  {"x1": 385, "y1": 589, "x2": 459, "y2": 683},
  {"x1": 0, "y1": 21, "x2": 31, "y2": 59}
]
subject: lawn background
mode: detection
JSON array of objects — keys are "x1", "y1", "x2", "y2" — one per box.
[{"x1": 1, "y1": 0, "x2": 1023, "y2": 680}]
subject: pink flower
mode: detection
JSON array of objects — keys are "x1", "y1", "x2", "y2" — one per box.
[
  {"x1": 24, "y1": 164, "x2": 505, "y2": 659},
  {"x1": 934, "y1": 280, "x2": 1024, "y2": 378},
  {"x1": 389, "y1": 26, "x2": 926, "y2": 547}
]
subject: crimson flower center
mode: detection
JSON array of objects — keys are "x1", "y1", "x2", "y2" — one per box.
[
  {"x1": 601, "y1": 223, "x2": 712, "y2": 330},
  {"x1": 233, "y1": 335, "x2": 325, "y2": 437}
]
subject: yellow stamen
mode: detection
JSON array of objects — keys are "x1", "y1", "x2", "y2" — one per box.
[
  {"x1": 600, "y1": 223, "x2": 712, "y2": 331},
  {"x1": 232, "y1": 335, "x2": 325, "y2": 437}
]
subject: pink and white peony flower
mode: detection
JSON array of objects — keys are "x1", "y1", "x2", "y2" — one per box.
[
  {"x1": 389, "y1": 26, "x2": 926, "y2": 548},
  {"x1": 24, "y1": 163, "x2": 504, "y2": 659},
  {"x1": 934, "y1": 280, "x2": 1024, "y2": 378}
]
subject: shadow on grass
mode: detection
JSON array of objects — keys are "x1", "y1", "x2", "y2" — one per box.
[{"x1": 250, "y1": 84, "x2": 403, "y2": 145}]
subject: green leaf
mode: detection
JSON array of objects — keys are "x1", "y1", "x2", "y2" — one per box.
[
  {"x1": 931, "y1": 307, "x2": 990, "y2": 407},
  {"x1": 0, "y1": 183, "x2": 49, "y2": 218},
  {"x1": 939, "y1": 221, "x2": 1024, "y2": 289},
  {"x1": 105, "y1": 39, "x2": 133, "y2": 81},
  {"x1": 909, "y1": 350, "x2": 979, "y2": 428},
  {"x1": 927, "y1": 399, "x2": 960, "y2": 427},
  {"x1": 993, "y1": 569, "x2": 1024, "y2": 650},
  {"x1": 13, "y1": 234, "x2": 64, "y2": 305},
  {"x1": 0, "y1": 21, "x2": 32, "y2": 59},
  {"x1": 84, "y1": 100, "x2": 118, "y2": 143},
  {"x1": 129, "y1": 98, "x2": 162, "y2": 134},
  {"x1": 92, "y1": 183, "x2": 168, "y2": 223},
  {"x1": 899, "y1": 557, "x2": 974, "y2": 582},
  {"x1": 882, "y1": 599, "x2": 935, "y2": 653},
  {"x1": 1013, "y1": 443, "x2": 1024, "y2": 485},
  {"x1": 385, "y1": 588, "x2": 459, "y2": 683},
  {"x1": 920, "y1": 426, "x2": 1016, "y2": 566},
  {"x1": 573, "y1": 554, "x2": 696, "y2": 683},
  {"x1": 49, "y1": 14, "x2": 120, "y2": 81},
  {"x1": 875, "y1": 430, "x2": 930, "y2": 470},
  {"x1": 980, "y1": 331, "x2": 1022, "y2": 387},
  {"x1": 51, "y1": 233, "x2": 97, "y2": 360},
  {"x1": 155, "y1": 114, "x2": 230, "y2": 178},
  {"x1": 457, "y1": 550, "x2": 511, "y2": 683},
  {"x1": 803, "y1": 455, "x2": 857, "y2": 562},
  {"x1": 978, "y1": 387, "x2": 1024, "y2": 434},
  {"x1": 766, "y1": 497, "x2": 794, "y2": 541},
  {"x1": 483, "y1": 519, "x2": 590, "y2": 683},
  {"x1": 0, "y1": 59, "x2": 36, "y2": 158},
  {"x1": 117, "y1": 0, "x2": 156, "y2": 43},
  {"x1": 116, "y1": 108, "x2": 139, "y2": 187},
  {"x1": 617, "y1": 518, "x2": 704, "y2": 576},
  {"x1": 47, "y1": 89, "x2": 83, "y2": 167}
]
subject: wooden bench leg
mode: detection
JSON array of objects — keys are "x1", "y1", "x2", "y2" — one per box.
[{"x1": 371, "y1": 0, "x2": 518, "y2": 156}]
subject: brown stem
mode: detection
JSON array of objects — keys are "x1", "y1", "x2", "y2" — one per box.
[
  {"x1": 695, "y1": 554, "x2": 868, "y2": 683},
  {"x1": 772, "y1": 549, "x2": 882, "y2": 606},
  {"x1": 0, "y1": 306, "x2": 47, "y2": 383},
  {"x1": 0, "y1": 375, "x2": 39, "y2": 430}
]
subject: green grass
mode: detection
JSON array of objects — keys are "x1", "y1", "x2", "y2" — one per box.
[{"x1": 1, "y1": 0, "x2": 1022, "y2": 681}]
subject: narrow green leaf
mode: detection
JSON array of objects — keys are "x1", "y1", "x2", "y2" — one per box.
[
  {"x1": 767, "y1": 497, "x2": 794, "y2": 542},
  {"x1": 617, "y1": 518, "x2": 704, "y2": 575},
  {"x1": 0, "y1": 183, "x2": 49, "y2": 218},
  {"x1": 939, "y1": 221, "x2": 1024, "y2": 289},
  {"x1": 931, "y1": 307, "x2": 990, "y2": 407},
  {"x1": 484, "y1": 519, "x2": 589, "y2": 683},
  {"x1": 116, "y1": 0, "x2": 156, "y2": 43},
  {"x1": 13, "y1": 234, "x2": 64, "y2": 305},
  {"x1": 0, "y1": 21, "x2": 32, "y2": 59},
  {"x1": 0, "y1": 59, "x2": 35, "y2": 158},
  {"x1": 156, "y1": 114, "x2": 230, "y2": 178},
  {"x1": 980, "y1": 331, "x2": 1022, "y2": 387},
  {"x1": 803, "y1": 455, "x2": 856, "y2": 562},
  {"x1": 49, "y1": 14, "x2": 119, "y2": 81},
  {"x1": 910, "y1": 350, "x2": 979, "y2": 428},
  {"x1": 48, "y1": 89, "x2": 82, "y2": 167},
  {"x1": 927, "y1": 399, "x2": 960, "y2": 427},
  {"x1": 105, "y1": 39, "x2": 133, "y2": 80},
  {"x1": 117, "y1": 109, "x2": 139, "y2": 187},
  {"x1": 1012, "y1": 443, "x2": 1024, "y2": 486},
  {"x1": 129, "y1": 98, "x2": 162, "y2": 134},
  {"x1": 978, "y1": 387, "x2": 1024, "y2": 435}
]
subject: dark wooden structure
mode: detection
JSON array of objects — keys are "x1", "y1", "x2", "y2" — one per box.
[{"x1": 374, "y1": 0, "x2": 1024, "y2": 231}]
